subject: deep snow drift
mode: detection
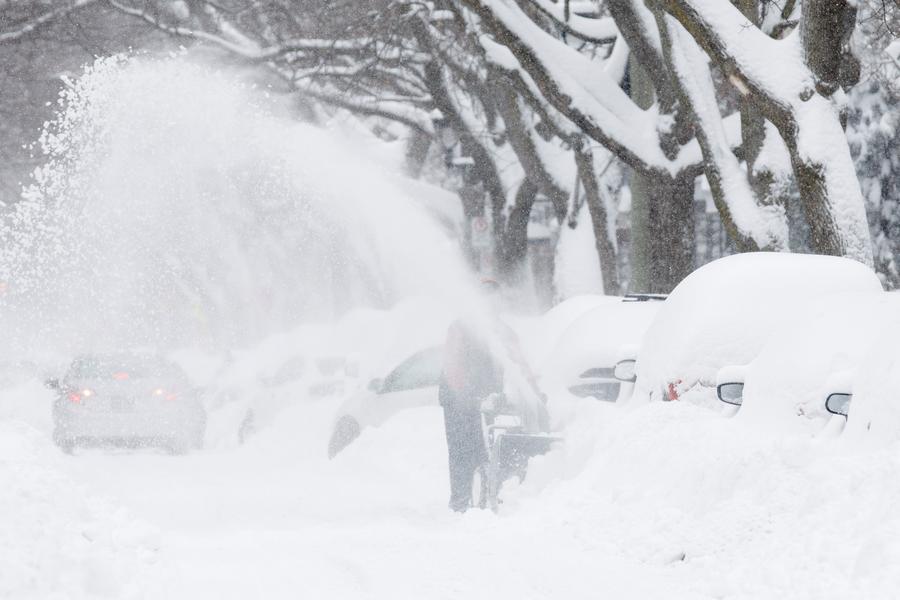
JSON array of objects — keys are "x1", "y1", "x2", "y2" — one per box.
[{"x1": 9, "y1": 382, "x2": 900, "y2": 599}]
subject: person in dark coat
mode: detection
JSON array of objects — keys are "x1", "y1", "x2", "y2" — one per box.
[
  {"x1": 439, "y1": 280, "x2": 544, "y2": 512},
  {"x1": 439, "y1": 316, "x2": 502, "y2": 512}
]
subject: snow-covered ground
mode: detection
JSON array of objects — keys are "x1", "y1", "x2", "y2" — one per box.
[{"x1": 6, "y1": 379, "x2": 900, "y2": 599}]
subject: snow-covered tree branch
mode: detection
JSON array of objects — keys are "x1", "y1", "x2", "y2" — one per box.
[{"x1": 657, "y1": 0, "x2": 873, "y2": 264}]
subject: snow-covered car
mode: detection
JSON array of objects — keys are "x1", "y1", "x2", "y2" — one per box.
[
  {"x1": 540, "y1": 295, "x2": 664, "y2": 404},
  {"x1": 217, "y1": 301, "x2": 451, "y2": 443},
  {"x1": 714, "y1": 291, "x2": 900, "y2": 434},
  {"x1": 50, "y1": 353, "x2": 206, "y2": 454},
  {"x1": 237, "y1": 352, "x2": 355, "y2": 440},
  {"x1": 528, "y1": 294, "x2": 613, "y2": 362},
  {"x1": 834, "y1": 314, "x2": 900, "y2": 444},
  {"x1": 328, "y1": 345, "x2": 443, "y2": 457},
  {"x1": 632, "y1": 253, "x2": 883, "y2": 407}
]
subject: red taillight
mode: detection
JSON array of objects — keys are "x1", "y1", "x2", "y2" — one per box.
[
  {"x1": 67, "y1": 388, "x2": 93, "y2": 404},
  {"x1": 152, "y1": 388, "x2": 177, "y2": 401},
  {"x1": 112, "y1": 372, "x2": 129, "y2": 381},
  {"x1": 666, "y1": 381, "x2": 682, "y2": 401}
]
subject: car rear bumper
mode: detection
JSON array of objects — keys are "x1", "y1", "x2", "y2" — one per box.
[{"x1": 53, "y1": 401, "x2": 205, "y2": 443}]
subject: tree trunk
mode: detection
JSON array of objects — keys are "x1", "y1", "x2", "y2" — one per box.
[
  {"x1": 575, "y1": 143, "x2": 620, "y2": 294},
  {"x1": 498, "y1": 179, "x2": 538, "y2": 278},
  {"x1": 422, "y1": 60, "x2": 508, "y2": 267},
  {"x1": 649, "y1": 174, "x2": 695, "y2": 292},
  {"x1": 627, "y1": 58, "x2": 653, "y2": 292},
  {"x1": 626, "y1": 58, "x2": 692, "y2": 293},
  {"x1": 404, "y1": 129, "x2": 432, "y2": 178}
]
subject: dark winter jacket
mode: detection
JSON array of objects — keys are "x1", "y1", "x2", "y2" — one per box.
[{"x1": 439, "y1": 321, "x2": 503, "y2": 411}]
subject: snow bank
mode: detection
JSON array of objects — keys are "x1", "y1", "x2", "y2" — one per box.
[
  {"x1": 634, "y1": 253, "x2": 882, "y2": 403},
  {"x1": 739, "y1": 292, "x2": 900, "y2": 434},
  {"x1": 516, "y1": 399, "x2": 900, "y2": 599},
  {"x1": 0, "y1": 421, "x2": 162, "y2": 599},
  {"x1": 20, "y1": 352, "x2": 900, "y2": 599},
  {"x1": 0, "y1": 379, "x2": 55, "y2": 433}
]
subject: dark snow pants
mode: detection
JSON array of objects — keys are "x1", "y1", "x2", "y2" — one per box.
[{"x1": 442, "y1": 403, "x2": 487, "y2": 512}]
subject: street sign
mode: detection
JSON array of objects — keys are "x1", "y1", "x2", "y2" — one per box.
[{"x1": 471, "y1": 216, "x2": 490, "y2": 249}]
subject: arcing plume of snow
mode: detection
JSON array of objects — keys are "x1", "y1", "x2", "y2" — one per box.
[
  {"x1": 0, "y1": 51, "x2": 555, "y2": 449},
  {"x1": 0, "y1": 54, "x2": 476, "y2": 357}
]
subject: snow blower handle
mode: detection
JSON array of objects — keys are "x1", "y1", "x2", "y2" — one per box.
[{"x1": 480, "y1": 392, "x2": 507, "y2": 416}]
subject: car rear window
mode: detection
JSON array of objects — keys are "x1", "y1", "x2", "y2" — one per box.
[{"x1": 67, "y1": 355, "x2": 181, "y2": 380}]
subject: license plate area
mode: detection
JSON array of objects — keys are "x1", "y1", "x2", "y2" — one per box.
[{"x1": 110, "y1": 396, "x2": 135, "y2": 412}]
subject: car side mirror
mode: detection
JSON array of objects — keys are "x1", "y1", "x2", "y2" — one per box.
[
  {"x1": 614, "y1": 360, "x2": 637, "y2": 383},
  {"x1": 367, "y1": 378, "x2": 384, "y2": 393},
  {"x1": 717, "y1": 382, "x2": 744, "y2": 406},
  {"x1": 44, "y1": 378, "x2": 60, "y2": 390},
  {"x1": 825, "y1": 392, "x2": 852, "y2": 417}
]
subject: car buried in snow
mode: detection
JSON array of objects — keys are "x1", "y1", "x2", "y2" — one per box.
[
  {"x1": 713, "y1": 291, "x2": 900, "y2": 434},
  {"x1": 826, "y1": 313, "x2": 900, "y2": 444},
  {"x1": 539, "y1": 294, "x2": 665, "y2": 405},
  {"x1": 49, "y1": 352, "x2": 207, "y2": 454},
  {"x1": 234, "y1": 352, "x2": 356, "y2": 441},
  {"x1": 631, "y1": 253, "x2": 884, "y2": 408},
  {"x1": 328, "y1": 345, "x2": 444, "y2": 457}
]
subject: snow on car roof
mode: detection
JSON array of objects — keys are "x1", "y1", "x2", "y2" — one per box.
[
  {"x1": 533, "y1": 295, "x2": 618, "y2": 367},
  {"x1": 634, "y1": 253, "x2": 882, "y2": 401},
  {"x1": 542, "y1": 297, "x2": 663, "y2": 385},
  {"x1": 737, "y1": 291, "x2": 900, "y2": 433}
]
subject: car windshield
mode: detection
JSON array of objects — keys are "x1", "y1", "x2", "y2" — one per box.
[
  {"x1": 380, "y1": 347, "x2": 443, "y2": 394},
  {"x1": 67, "y1": 355, "x2": 181, "y2": 381}
]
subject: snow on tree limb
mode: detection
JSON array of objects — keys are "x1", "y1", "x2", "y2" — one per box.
[
  {"x1": 519, "y1": 0, "x2": 619, "y2": 45},
  {"x1": 460, "y1": 0, "x2": 677, "y2": 176},
  {"x1": 660, "y1": 14, "x2": 788, "y2": 252},
  {"x1": 0, "y1": 0, "x2": 103, "y2": 43},
  {"x1": 660, "y1": 0, "x2": 874, "y2": 265},
  {"x1": 658, "y1": 0, "x2": 806, "y2": 120}
]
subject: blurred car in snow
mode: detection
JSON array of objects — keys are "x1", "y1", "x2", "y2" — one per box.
[
  {"x1": 328, "y1": 345, "x2": 443, "y2": 457},
  {"x1": 207, "y1": 300, "x2": 453, "y2": 444},
  {"x1": 540, "y1": 294, "x2": 664, "y2": 404},
  {"x1": 528, "y1": 295, "x2": 614, "y2": 365},
  {"x1": 632, "y1": 253, "x2": 883, "y2": 407},
  {"x1": 714, "y1": 291, "x2": 900, "y2": 434},
  {"x1": 49, "y1": 353, "x2": 206, "y2": 454},
  {"x1": 237, "y1": 352, "x2": 356, "y2": 441}
]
